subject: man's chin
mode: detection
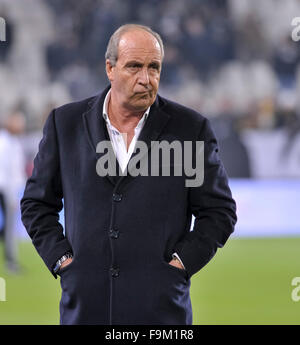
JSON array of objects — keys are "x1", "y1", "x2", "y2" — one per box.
[{"x1": 131, "y1": 98, "x2": 154, "y2": 112}]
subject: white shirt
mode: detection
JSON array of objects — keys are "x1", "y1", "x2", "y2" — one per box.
[
  {"x1": 101, "y1": 89, "x2": 185, "y2": 270},
  {"x1": 102, "y1": 89, "x2": 150, "y2": 174}
]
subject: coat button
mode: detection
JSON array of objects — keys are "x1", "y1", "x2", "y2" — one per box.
[
  {"x1": 112, "y1": 193, "x2": 122, "y2": 202},
  {"x1": 109, "y1": 229, "x2": 119, "y2": 239},
  {"x1": 110, "y1": 267, "x2": 120, "y2": 277}
]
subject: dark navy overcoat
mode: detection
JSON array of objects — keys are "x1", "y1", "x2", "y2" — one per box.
[{"x1": 20, "y1": 86, "x2": 237, "y2": 325}]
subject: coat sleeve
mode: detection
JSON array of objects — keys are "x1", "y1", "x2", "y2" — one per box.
[
  {"x1": 20, "y1": 109, "x2": 72, "y2": 278},
  {"x1": 174, "y1": 118, "x2": 237, "y2": 278}
]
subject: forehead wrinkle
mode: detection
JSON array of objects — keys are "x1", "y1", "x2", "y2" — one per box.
[
  {"x1": 118, "y1": 47, "x2": 162, "y2": 66},
  {"x1": 120, "y1": 47, "x2": 161, "y2": 58}
]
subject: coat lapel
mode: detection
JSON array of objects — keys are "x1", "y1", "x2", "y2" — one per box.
[
  {"x1": 82, "y1": 86, "x2": 171, "y2": 186},
  {"x1": 82, "y1": 86, "x2": 121, "y2": 186}
]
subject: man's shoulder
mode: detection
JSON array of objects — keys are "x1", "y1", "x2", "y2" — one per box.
[
  {"x1": 54, "y1": 94, "x2": 97, "y2": 118},
  {"x1": 158, "y1": 95, "x2": 207, "y2": 126}
]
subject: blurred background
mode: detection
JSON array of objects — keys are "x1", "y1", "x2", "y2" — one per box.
[{"x1": 0, "y1": 0, "x2": 299, "y2": 324}]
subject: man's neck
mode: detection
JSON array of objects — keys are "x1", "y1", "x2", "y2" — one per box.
[{"x1": 108, "y1": 92, "x2": 145, "y2": 133}]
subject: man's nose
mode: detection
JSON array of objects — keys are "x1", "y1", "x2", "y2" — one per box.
[{"x1": 138, "y1": 67, "x2": 150, "y2": 85}]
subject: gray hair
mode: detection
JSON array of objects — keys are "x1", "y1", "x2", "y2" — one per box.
[{"x1": 105, "y1": 24, "x2": 164, "y2": 66}]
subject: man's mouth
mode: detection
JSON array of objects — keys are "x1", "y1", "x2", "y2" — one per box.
[{"x1": 136, "y1": 90, "x2": 152, "y2": 96}]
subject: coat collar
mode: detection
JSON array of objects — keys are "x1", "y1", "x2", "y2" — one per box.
[{"x1": 82, "y1": 86, "x2": 171, "y2": 186}]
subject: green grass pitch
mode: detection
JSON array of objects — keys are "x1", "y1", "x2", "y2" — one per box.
[{"x1": 0, "y1": 237, "x2": 299, "y2": 325}]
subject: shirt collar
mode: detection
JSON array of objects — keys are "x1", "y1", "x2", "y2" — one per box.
[{"x1": 102, "y1": 89, "x2": 150, "y2": 131}]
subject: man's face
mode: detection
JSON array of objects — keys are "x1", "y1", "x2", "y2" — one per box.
[{"x1": 106, "y1": 29, "x2": 162, "y2": 113}]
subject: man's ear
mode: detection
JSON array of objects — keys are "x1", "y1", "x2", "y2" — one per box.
[{"x1": 106, "y1": 59, "x2": 114, "y2": 82}]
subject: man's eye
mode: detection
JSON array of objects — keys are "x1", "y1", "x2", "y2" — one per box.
[
  {"x1": 149, "y1": 64, "x2": 159, "y2": 70},
  {"x1": 128, "y1": 65, "x2": 141, "y2": 70}
]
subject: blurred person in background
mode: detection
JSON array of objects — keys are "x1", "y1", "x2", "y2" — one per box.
[
  {"x1": 210, "y1": 114, "x2": 251, "y2": 178},
  {"x1": 21, "y1": 24, "x2": 236, "y2": 325},
  {"x1": 0, "y1": 109, "x2": 26, "y2": 273},
  {"x1": 273, "y1": 34, "x2": 300, "y2": 89}
]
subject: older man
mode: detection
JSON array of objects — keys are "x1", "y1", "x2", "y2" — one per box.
[{"x1": 21, "y1": 24, "x2": 237, "y2": 325}]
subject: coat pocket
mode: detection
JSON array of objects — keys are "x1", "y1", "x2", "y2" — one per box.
[
  {"x1": 161, "y1": 260, "x2": 188, "y2": 281},
  {"x1": 58, "y1": 257, "x2": 76, "y2": 276}
]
